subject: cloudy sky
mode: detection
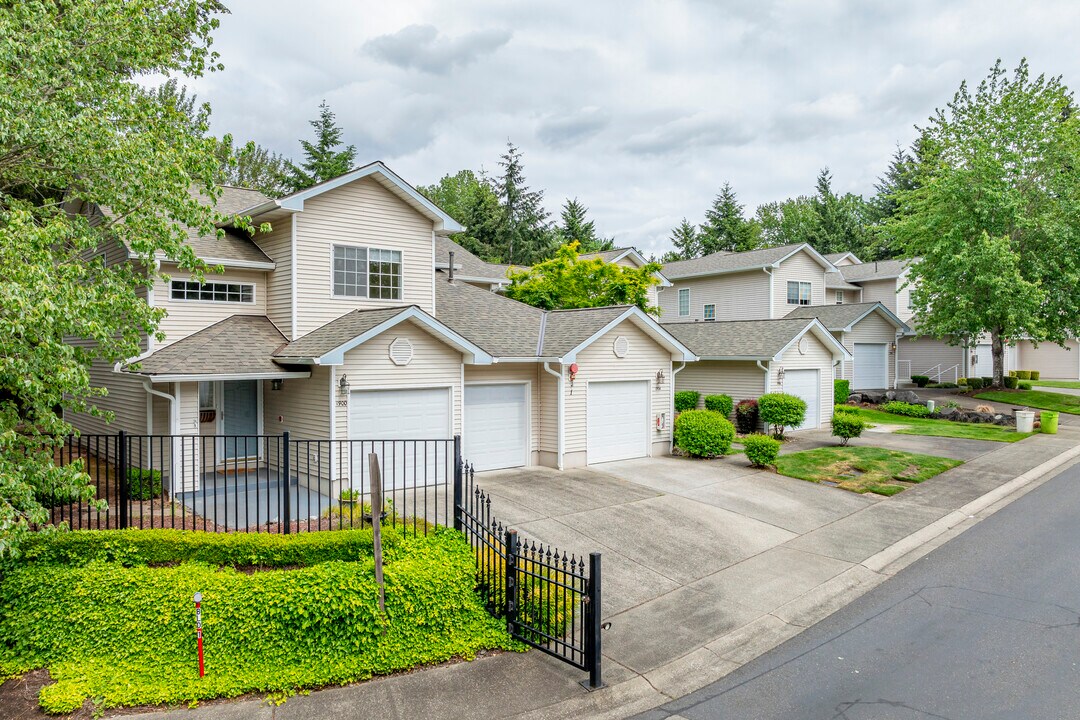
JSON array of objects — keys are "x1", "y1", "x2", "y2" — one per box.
[{"x1": 188, "y1": 1, "x2": 1080, "y2": 256}]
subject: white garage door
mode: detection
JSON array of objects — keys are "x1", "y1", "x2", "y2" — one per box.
[
  {"x1": 464, "y1": 384, "x2": 528, "y2": 472},
  {"x1": 350, "y1": 387, "x2": 451, "y2": 489},
  {"x1": 853, "y1": 343, "x2": 889, "y2": 390},
  {"x1": 587, "y1": 381, "x2": 648, "y2": 464},
  {"x1": 782, "y1": 369, "x2": 820, "y2": 431}
]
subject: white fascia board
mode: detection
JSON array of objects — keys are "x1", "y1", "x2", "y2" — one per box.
[
  {"x1": 313, "y1": 306, "x2": 493, "y2": 365},
  {"x1": 698, "y1": 355, "x2": 772, "y2": 362},
  {"x1": 840, "y1": 304, "x2": 909, "y2": 334},
  {"x1": 153, "y1": 253, "x2": 276, "y2": 271},
  {"x1": 775, "y1": 243, "x2": 838, "y2": 273},
  {"x1": 665, "y1": 264, "x2": 771, "y2": 281},
  {"x1": 145, "y1": 371, "x2": 312, "y2": 383},
  {"x1": 771, "y1": 320, "x2": 851, "y2": 362},
  {"x1": 560, "y1": 307, "x2": 698, "y2": 364}
]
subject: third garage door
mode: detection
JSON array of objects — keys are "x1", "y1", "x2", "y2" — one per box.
[
  {"x1": 587, "y1": 380, "x2": 648, "y2": 464},
  {"x1": 853, "y1": 343, "x2": 889, "y2": 390},
  {"x1": 464, "y1": 383, "x2": 528, "y2": 471}
]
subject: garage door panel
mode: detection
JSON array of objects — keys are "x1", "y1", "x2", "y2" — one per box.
[
  {"x1": 853, "y1": 343, "x2": 889, "y2": 390},
  {"x1": 350, "y1": 388, "x2": 451, "y2": 489},
  {"x1": 587, "y1": 380, "x2": 648, "y2": 464},
  {"x1": 465, "y1": 384, "x2": 528, "y2": 472},
  {"x1": 782, "y1": 369, "x2": 819, "y2": 431}
]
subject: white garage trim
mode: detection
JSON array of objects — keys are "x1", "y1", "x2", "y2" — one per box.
[
  {"x1": 464, "y1": 381, "x2": 530, "y2": 472},
  {"x1": 586, "y1": 380, "x2": 650, "y2": 464},
  {"x1": 853, "y1": 343, "x2": 889, "y2": 390}
]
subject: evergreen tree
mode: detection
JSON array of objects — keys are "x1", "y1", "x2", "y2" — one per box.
[
  {"x1": 286, "y1": 101, "x2": 357, "y2": 191},
  {"x1": 699, "y1": 182, "x2": 760, "y2": 254},
  {"x1": 664, "y1": 218, "x2": 701, "y2": 261},
  {"x1": 419, "y1": 169, "x2": 502, "y2": 260},
  {"x1": 866, "y1": 144, "x2": 922, "y2": 258},
  {"x1": 494, "y1": 141, "x2": 552, "y2": 265},
  {"x1": 806, "y1": 168, "x2": 871, "y2": 256},
  {"x1": 557, "y1": 198, "x2": 613, "y2": 253}
]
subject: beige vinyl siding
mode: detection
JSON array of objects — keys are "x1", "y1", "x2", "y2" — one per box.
[
  {"x1": 66, "y1": 361, "x2": 150, "y2": 464},
  {"x1": 773, "y1": 250, "x2": 826, "y2": 317},
  {"x1": 465, "y1": 363, "x2": 543, "y2": 464},
  {"x1": 1017, "y1": 340, "x2": 1080, "y2": 379},
  {"x1": 774, "y1": 334, "x2": 835, "y2": 429},
  {"x1": 538, "y1": 364, "x2": 560, "y2": 466},
  {"x1": 833, "y1": 256, "x2": 859, "y2": 267},
  {"x1": 838, "y1": 313, "x2": 899, "y2": 389},
  {"x1": 253, "y1": 220, "x2": 295, "y2": 339},
  {"x1": 895, "y1": 270, "x2": 914, "y2": 323},
  {"x1": 857, "y1": 279, "x2": 899, "y2": 315},
  {"x1": 898, "y1": 336, "x2": 965, "y2": 380},
  {"x1": 661, "y1": 270, "x2": 771, "y2": 322},
  {"x1": 675, "y1": 360, "x2": 768, "y2": 418},
  {"x1": 834, "y1": 288, "x2": 862, "y2": 304},
  {"x1": 293, "y1": 177, "x2": 436, "y2": 337},
  {"x1": 562, "y1": 321, "x2": 674, "y2": 463},
  {"x1": 155, "y1": 265, "x2": 268, "y2": 347}
]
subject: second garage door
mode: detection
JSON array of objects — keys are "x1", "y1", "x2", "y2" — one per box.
[
  {"x1": 464, "y1": 383, "x2": 529, "y2": 471},
  {"x1": 853, "y1": 343, "x2": 889, "y2": 390},
  {"x1": 782, "y1": 369, "x2": 820, "y2": 431},
  {"x1": 587, "y1": 380, "x2": 648, "y2": 464}
]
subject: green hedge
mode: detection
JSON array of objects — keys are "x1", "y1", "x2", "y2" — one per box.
[
  {"x1": 674, "y1": 409, "x2": 735, "y2": 457},
  {"x1": 758, "y1": 393, "x2": 807, "y2": 439},
  {"x1": 703, "y1": 394, "x2": 734, "y2": 417},
  {"x1": 742, "y1": 434, "x2": 780, "y2": 468},
  {"x1": 831, "y1": 413, "x2": 865, "y2": 445},
  {"x1": 1030, "y1": 370, "x2": 1041, "y2": 380},
  {"x1": 1004, "y1": 376, "x2": 1019, "y2": 389},
  {"x1": 126, "y1": 468, "x2": 162, "y2": 500},
  {"x1": 674, "y1": 390, "x2": 700, "y2": 412},
  {"x1": 0, "y1": 530, "x2": 513, "y2": 713},
  {"x1": 833, "y1": 404, "x2": 858, "y2": 414},
  {"x1": 910, "y1": 375, "x2": 930, "y2": 388},
  {"x1": 966, "y1": 377, "x2": 984, "y2": 390},
  {"x1": 1015, "y1": 370, "x2": 1031, "y2": 380},
  {"x1": 881, "y1": 401, "x2": 931, "y2": 418},
  {"x1": 834, "y1": 379, "x2": 850, "y2": 405}
]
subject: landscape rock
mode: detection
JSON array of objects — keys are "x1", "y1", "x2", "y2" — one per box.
[{"x1": 893, "y1": 390, "x2": 921, "y2": 404}]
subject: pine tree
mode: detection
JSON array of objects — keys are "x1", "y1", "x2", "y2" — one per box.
[
  {"x1": 807, "y1": 168, "x2": 871, "y2": 256},
  {"x1": 699, "y1": 182, "x2": 760, "y2": 254},
  {"x1": 866, "y1": 144, "x2": 922, "y2": 258},
  {"x1": 286, "y1": 101, "x2": 357, "y2": 192},
  {"x1": 557, "y1": 198, "x2": 613, "y2": 253},
  {"x1": 665, "y1": 218, "x2": 701, "y2": 261},
  {"x1": 495, "y1": 141, "x2": 552, "y2": 265}
]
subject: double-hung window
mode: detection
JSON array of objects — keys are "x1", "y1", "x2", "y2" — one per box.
[
  {"x1": 170, "y1": 280, "x2": 254, "y2": 303},
  {"x1": 787, "y1": 281, "x2": 812, "y2": 305},
  {"x1": 678, "y1": 288, "x2": 690, "y2": 316},
  {"x1": 835, "y1": 290, "x2": 844, "y2": 305},
  {"x1": 333, "y1": 245, "x2": 402, "y2": 300},
  {"x1": 703, "y1": 304, "x2": 716, "y2": 321}
]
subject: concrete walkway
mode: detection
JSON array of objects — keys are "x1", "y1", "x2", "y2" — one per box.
[{"x1": 125, "y1": 425, "x2": 1080, "y2": 720}]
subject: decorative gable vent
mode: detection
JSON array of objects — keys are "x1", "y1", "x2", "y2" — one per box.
[
  {"x1": 798, "y1": 337, "x2": 809, "y2": 355},
  {"x1": 389, "y1": 337, "x2": 414, "y2": 366},
  {"x1": 613, "y1": 335, "x2": 630, "y2": 358}
]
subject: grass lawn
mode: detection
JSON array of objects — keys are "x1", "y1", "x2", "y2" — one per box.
[
  {"x1": 775, "y1": 446, "x2": 963, "y2": 496},
  {"x1": 1031, "y1": 379, "x2": 1080, "y2": 390},
  {"x1": 845, "y1": 406, "x2": 1032, "y2": 443},
  {"x1": 975, "y1": 389, "x2": 1080, "y2": 415}
]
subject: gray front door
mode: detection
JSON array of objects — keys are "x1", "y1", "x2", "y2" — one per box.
[{"x1": 223, "y1": 380, "x2": 259, "y2": 459}]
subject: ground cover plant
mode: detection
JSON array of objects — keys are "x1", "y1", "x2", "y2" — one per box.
[
  {"x1": 775, "y1": 446, "x2": 963, "y2": 496},
  {"x1": 0, "y1": 528, "x2": 513, "y2": 714},
  {"x1": 880, "y1": 401, "x2": 932, "y2": 418},
  {"x1": 843, "y1": 406, "x2": 1031, "y2": 443},
  {"x1": 975, "y1": 389, "x2": 1080, "y2": 415}
]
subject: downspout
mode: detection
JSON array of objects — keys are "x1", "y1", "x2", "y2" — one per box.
[
  {"x1": 141, "y1": 378, "x2": 179, "y2": 492},
  {"x1": 764, "y1": 267, "x2": 774, "y2": 318},
  {"x1": 670, "y1": 361, "x2": 686, "y2": 453},
  {"x1": 756, "y1": 360, "x2": 771, "y2": 434},
  {"x1": 542, "y1": 362, "x2": 564, "y2": 470}
]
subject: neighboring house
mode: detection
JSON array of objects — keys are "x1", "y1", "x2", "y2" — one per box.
[
  {"x1": 69, "y1": 162, "x2": 695, "y2": 495},
  {"x1": 665, "y1": 318, "x2": 850, "y2": 431},
  {"x1": 785, "y1": 302, "x2": 909, "y2": 390},
  {"x1": 1014, "y1": 339, "x2": 1080, "y2": 380}
]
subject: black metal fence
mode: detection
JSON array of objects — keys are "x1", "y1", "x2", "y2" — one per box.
[{"x1": 48, "y1": 430, "x2": 601, "y2": 686}]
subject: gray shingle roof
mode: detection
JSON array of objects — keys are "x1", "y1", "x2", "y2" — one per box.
[
  {"x1": 434, "y1": 237, "x2": 514, "y2": 281},
  {"x1": 825, "y1": 273, "x2": 862, "y2": 290},
  {"x1": 661, "y1": 244, "x2": 814, "y2": 280},
  {"x1": 130, "y1": 316, "x2": 290, "y2": 375},
  {"x1": 784, "y1": 301, "x2": 906, "y2": 331},
  {"x1": 435, "y1": 276, "x2": 544, "y2": 357},
  {"x1": 542, "y1": 306, "x2": 633, "y2": 356},
  {"x1": 580, "y1": 248, "x2": 634, "y2": 263},
  {"x1": 177, "y1": 186, "x2": 275, "y2": 265},
  {"x1": 662, "y1": 319, "x2": 815, "y2": 359},
  {"x1": 273, "y1": 307, "x2": 415, "y2": 360},
  {"x1": 838, "y1": 258, "x2": 915, "y2": 282}
]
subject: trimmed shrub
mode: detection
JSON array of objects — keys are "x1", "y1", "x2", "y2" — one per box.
[
  {"x1": 834, "y1": 379, "x2": 850, "y2": 405},
  {"x1": 1008, "y1": 370, "x2": 1017, "y2": 378},
  {"x1": 1016, "y1": 370, "x2": 1031, "y2": 380},
  {"x1": 881, "y1": 401, "x2": 931, "y2": 418},
  {"x1": 742, "y1": 434, "x2": 780, "y2": 468},
  {"x1": 927, "y1": 382, "x2": 960, "y2": 389},
  {"x1": 981, "y1": 376, "x2": 993, "y2": 386},
  {"x1": 674, "y1": 410, "x2": 735, "y2": 457},
  {"x1": 0, "y1": 529, "x2": 513, "y2": 714},
  {"x1": 958, "y1": 377, "x2": 968, "y2": 386},
  {"x1": 758, "y1": 393, "x2": 808, "y2": 439},
  {"x1": 1030, "y1": 370, "x2": 1041, "y2": 380},
  {"x1": 1019, "y1": 381, "x2": 1033, "y2": 390},
  {"x1": 910, "y1": 375, "x2": 930, "y2": 388},
  {"x1": 734, "y1": 399, "x2": 759, "y2": 434},
  {"x1": 125, "y1": 468, "x2": 162, "y2": 500},
  {"x1": 674, "y1": 390, "x2": 700, "y2": 412},
  {"x1": 1003, "y1": 376, "x2": 1019, "y2": 389},
  {"x1": 833, "y1": 404, "x2": 859, "y2": 414},
  {"x1": 831, "y1": 413, "x2": 865, "y2": 446},
  {"x1": 966, "y1": 377, "x2": 984, "y2": 390},
  {"x1": 703, "y1": 394, "x2": 734, "y2": 418}
]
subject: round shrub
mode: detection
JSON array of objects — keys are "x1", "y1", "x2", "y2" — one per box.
[
  {"x1": 1030, "y1": 370, "x2": 1041, "y2": 380},
  {"x1": 734, "y1": 399, "x2": 759, "y2": 434},
  {"x1": 831, "y1": 413, "x2": 865, "y2": 446},
  {"x1": 1003, "y1": 375, "x2": 1019, "y2": 389},
  {"x1": 758, "y1": 393, "x2": 807, "y2": 439},
  {"x1": 674, "y1": 409, "x2": 735, "y2": 457},
  {"x1": 674, "y1": 390, "x2": 701, "y2": 412},
  {"x1": 966, "y1": 377, "x2": 984, "y2": 390},
  {"x1": 834, "y1": 379, "x2": 850, "y2": 405},
  {"x1": 703, "y1": 394, "x2": 734, "y2": 417},
  {"x1": 742, "y1": 434, "x2": 780, "y2": 468},
  {"x1": 1015, "y1": 370, "x2": 1031, "y2": 380}
]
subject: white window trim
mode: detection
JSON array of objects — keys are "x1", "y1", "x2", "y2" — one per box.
[
  {"x1": 786, "y1": 280, "x2": 812, "y2": 306},
  {"x1": 703, "y1": 303, "x2": 715, "y2": 321},
  {"x1": 678, "y1": 288, "x2": 690, "y2": 316},
  {"x1": 835, "y1": 290, "x2": 844, "y2": 305},
  {"x1": 330, "y1": 243, "x2": 405, "y2": 302},
  {"x1": 169, "y1": 279, "x2": 257, "y2": 304}
]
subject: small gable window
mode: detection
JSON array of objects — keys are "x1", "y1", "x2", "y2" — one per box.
[
  {"x1": 333, "y1": 245, "x2": 402, "y2": 300},
  {"x1": 835, "y1": 290, "x2": 844, "y2": 305},
  {"x1": 787, "y1": 281, "x2": 812, "y2": 305},
  {"x1": 171, "y1": 280, "x2": 254, "y2": 303},
  {"x1": 678, "y1": 288, "x2": 690, "y2": 316},
  {"x1": 703, "y1": 304, "x2": 715, "y2": 321}
]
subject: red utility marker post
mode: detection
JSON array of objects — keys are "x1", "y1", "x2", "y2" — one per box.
[{"x1": 194, "y1": 592, "x2": 204, "y2": 678}]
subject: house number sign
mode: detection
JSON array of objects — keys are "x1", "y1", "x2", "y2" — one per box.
[{"x1": 336, "y1": 398, "x2": 348, "y2": 407}]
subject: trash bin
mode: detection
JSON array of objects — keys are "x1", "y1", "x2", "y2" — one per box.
[
  {"x1": 1015, "y1": 410, "x2": 1036, "y2": 433},
  {"x1": 1041, "y1": 411, "x2": 1059, "y2": 434}
]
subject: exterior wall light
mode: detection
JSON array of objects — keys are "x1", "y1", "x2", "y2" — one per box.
[
  {"x1": 271, "y1": 379, "x2": 284, "y2": 391},
  {"x1": 338, "y1": 374, "x2": 351, "y2": 395},
  {"x1": 655, "y1": 370, "x2": 665, "y2": 389}
]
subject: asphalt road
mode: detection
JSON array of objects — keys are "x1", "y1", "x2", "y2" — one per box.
[{"x1": 638, "y1": 461, "x2": 1080, "y2": 720}]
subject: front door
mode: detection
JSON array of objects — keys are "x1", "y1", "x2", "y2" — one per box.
[{"x1": 222, "y1": 380, "x2": 259, "y2": 459}]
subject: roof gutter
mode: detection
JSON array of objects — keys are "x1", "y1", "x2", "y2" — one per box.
[{"x1": 542, "y1": 362, "x2": 564, "y2": 470}]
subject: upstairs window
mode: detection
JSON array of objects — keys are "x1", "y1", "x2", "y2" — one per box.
[
  {"x1": 787, "y1": 281, "x2": 812, "y2": 305},
  {"x1": 171, "y1": 280, "x2": 254, "y2": 303},
  {"x1": 333, "y1": 245, "x2": 402, "y2": 300},
  {"x1": 678, "y1": 288, "x2": 690, "y2": 316},
  {"x1": 703, "y1": 304, "x2": 715, "y2": 321},
  {"x1": 835, "y1": 290, "x2": 844, "y2": 305}
]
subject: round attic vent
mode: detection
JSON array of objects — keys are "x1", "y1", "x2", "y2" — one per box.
[
  {"x1": 613, "y1": 335, "x2": 630, "y2": 358},
  {"x1": 389, "y1": 337, "x2": 414, "y2": 366},
  {"x1": 798, "y1": 337, "x2": 809, "y2": 355}
]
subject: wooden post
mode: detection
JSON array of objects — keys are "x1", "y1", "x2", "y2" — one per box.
[{"x1": 368, "y1": 452, "x2": 385, "y2": 613}]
